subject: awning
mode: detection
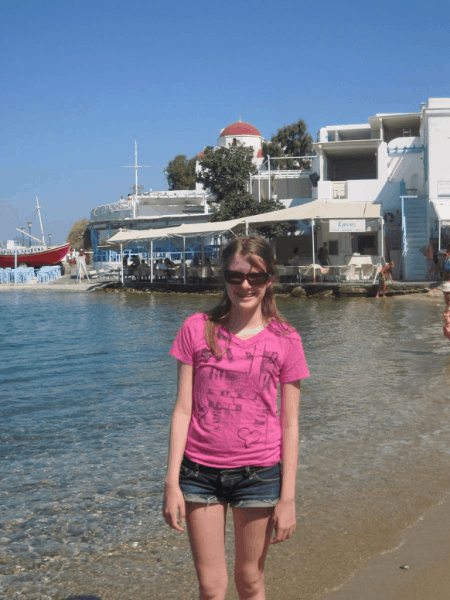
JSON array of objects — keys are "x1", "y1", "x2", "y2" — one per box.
[
  {"x1": 105, "y1": 218, "x2": 245, "y2": 246},
  {"x1": 105, "y1": 200, "x2": 382, "y2": 246},
  {"x1": 242, "y1": 199, "x2": 381, "y2": 225},
  {"x1": 432, "y1": 201, "x2": 450, "y2": 226},
  {"x1": 164, "y1": 218, "x2": 245, "y2": 238},
  {"x1": 105, "y1": 226, "x2": 183, "y2": 246}
]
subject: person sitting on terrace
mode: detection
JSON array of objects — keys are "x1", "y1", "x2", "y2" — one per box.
[
  {"x1": 129, "y1": 255, "x2": 141, "y2": 272},
  {"x1": 134, "y1": 260, "x2": 152, "y2": 280},
  {"x1": 155, "y1": 259, "x2": 168, "y2": 279},
  {"x1": 288, "y1": 247, "x2": 301, "y2": 266}
]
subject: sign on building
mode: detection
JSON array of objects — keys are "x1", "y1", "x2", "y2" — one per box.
[{"x1": 329, "y1": 219, "x2": 366, "y2": 233}]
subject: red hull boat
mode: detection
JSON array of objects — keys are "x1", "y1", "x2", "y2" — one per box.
[{"x1": 0, "y1": 243, "x2": 71, "y2": 268}]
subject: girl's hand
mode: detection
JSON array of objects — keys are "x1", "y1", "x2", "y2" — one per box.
[
  {"x1": 269, "y1": 498, "x2": 296, "y2": 544},
  {"x1": 163, "y1": 482, "x2": 186, "y2": 533}
]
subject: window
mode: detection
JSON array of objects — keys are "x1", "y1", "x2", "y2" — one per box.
[{"x1": 328, "y1": 240, "x2": 339, "y2": 256}]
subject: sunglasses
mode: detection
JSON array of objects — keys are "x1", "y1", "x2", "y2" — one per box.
[{"x1": 224, "y1": 270, "x2": 272, "y2": 286}]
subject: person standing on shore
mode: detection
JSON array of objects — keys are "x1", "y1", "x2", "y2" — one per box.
[
  {"x1": 76, "y1": 250, "x2": 88, "y2": 281},
  {"x1": 317, "y1": 242, "x2": 330, "y2": 267},
  {"x1": 376, "y1": 261, "x2": 395, "y2": 298},
  {"x1": 425, "y1": 238, "x2": 434, "y2": 280},
  {"x1": 442, "y1": 244, "x2": 450, "y2": 282},
  {"x1": 163, "y1": 236, "x2": 309, "y2": 600}
]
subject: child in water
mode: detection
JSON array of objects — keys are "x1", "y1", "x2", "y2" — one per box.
[
  {"x1": 376, "y1": 261, "x2": 395, "y2": 299},
  {"x1": 163, "y1": 236, "x2": 309, "y2": 600}
]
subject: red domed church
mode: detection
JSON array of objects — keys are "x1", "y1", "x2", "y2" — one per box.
[{"x1": 216, "y1": 119, "x2": 265, "y2": 162}]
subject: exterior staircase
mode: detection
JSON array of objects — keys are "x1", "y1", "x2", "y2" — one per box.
[{"x1": 402, "y1": 196, "x2": 429, "y2": 281}]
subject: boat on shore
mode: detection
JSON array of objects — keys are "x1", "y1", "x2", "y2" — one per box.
[
  {"x1": 0, "y1": 243, "x2": 70, "y2": 268},
  {"x1": 0, "y1": 196, "x2": 71, "y2": 268}
]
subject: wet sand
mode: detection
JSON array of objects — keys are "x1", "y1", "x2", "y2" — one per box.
[{"x1": 321, "y1": 493, "x2": 450, "y2": 600}]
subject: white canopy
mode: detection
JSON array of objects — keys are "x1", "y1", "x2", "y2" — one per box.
[
  {"x1": 242, "y1": 200, "x2": 381, "y2": 225},
  {"x1": 105, "y1": 218, "x2": 245, "y2": 246},
  {"x1": 432, "y1": 201, "x2": 450, "y2": 226},
  {"x1": 105, "y1": 200, "x2": 381, "y2": 246}
]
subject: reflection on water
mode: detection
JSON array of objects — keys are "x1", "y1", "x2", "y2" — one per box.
[{"x1": 1, "y1": 292, "x2": 449, "y2": 598}]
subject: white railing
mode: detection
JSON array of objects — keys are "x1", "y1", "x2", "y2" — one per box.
[
  {"x1": 332, "y1": 181, "x2": 347, "y2": 199},
  {"x1": 251, "y1": 169, "x2": 313, "y2": 181},
  {"x1": 318, "y1": 179, "x2": 385, "y2": 202}
]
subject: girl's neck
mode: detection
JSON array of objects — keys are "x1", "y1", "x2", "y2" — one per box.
[{"x1": 227, "y1": 307, "x2": 266, "y2": 335}]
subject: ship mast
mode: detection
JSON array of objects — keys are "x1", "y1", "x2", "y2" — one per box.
[
  {"x1": 123, "y1": 141, "x2": 150, "y2": 219},
  {"x1": 36, "y1": 196, "x2": 46, "y2": 246}
]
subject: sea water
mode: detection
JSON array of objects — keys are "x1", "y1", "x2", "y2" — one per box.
[{"x1": 1, "y1": 291, "x2": 450, "y2": 599}]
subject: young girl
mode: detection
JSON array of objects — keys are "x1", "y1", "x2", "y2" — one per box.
[
  {"x1": 163, "y1": 236, "x2": 309, "y2": 600},
  {"x1": 376, "y1": 261, "x2": 395, "y2": 298}
]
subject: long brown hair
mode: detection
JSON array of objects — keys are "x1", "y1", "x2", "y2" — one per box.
[{"x1": 205, "y1": 236, "x2": 290, "y2": 357}]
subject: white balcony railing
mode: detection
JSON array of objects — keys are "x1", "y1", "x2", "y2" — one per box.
[
  {"x1": 318, "y1": 179, "x2": 386, "y2": 203},
  {"x1": 332, "y1": 182, "x2": 348, "y2": 199}
]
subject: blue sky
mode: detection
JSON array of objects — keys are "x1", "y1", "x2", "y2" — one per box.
[{"x1": 1, "y1": 0, "x2": 450, "y2": 243}]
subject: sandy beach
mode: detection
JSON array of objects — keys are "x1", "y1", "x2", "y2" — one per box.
[{"x1": 320, "y1": 492, "x2": 450, "y2": 600}]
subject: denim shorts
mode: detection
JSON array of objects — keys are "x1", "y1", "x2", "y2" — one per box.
[{"x1": 179, "y1": 455, "x2": 281, "y2": 508}]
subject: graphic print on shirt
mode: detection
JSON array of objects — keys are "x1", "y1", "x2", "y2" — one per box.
[
  {"x1": 260, "y1": 348, "x2": 279, "y2": 392},
  {"x1": 193, "y1": 342, "x2": 277, "y2": 448}
]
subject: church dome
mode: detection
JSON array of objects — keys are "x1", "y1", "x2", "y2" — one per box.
[{"x1": 220, "y1": 121, "x2": 261, "y2": 137}]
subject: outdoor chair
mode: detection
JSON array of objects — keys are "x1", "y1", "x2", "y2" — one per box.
[
  {"x1": 201, "y1": 266, "x2": 213, "y2": 282},
  {"x1": 284, "y1": 265, "x2": 301, "y2": 283},
  {"x1": 276, "y1": 265, "x2": 287, "y2": 282},
  {"x1": 360, "y1": 263, "x2": 376, "y2": 281},
  {"x1": 338, "y1": 265, "x2": 359, "y2": 281},
  {"x1": 304, "y1": 264, "x2": 329, "y2": 282}
]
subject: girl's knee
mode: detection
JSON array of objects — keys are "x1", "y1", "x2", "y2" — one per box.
[
  {"x1": 197, "y1": 568, "x2": 228, "y2": 599},
  {"x1": 234, "y1": 564, "x2": 264, "y2": 593}
]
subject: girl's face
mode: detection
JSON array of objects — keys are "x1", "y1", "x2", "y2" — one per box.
[{"x1": 226, "y1": 253, "x2": 273, "y2": 314}]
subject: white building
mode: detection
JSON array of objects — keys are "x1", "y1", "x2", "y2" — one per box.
[
  {"x1": 92, "y1": 103, "x2": 450, "y2": 279},
  {"x1": 90, "y1": 120, "x2": 265, "y2": 262},
  {"x1": 250, "y1": 98, "x2": 450, "y2": 280}
]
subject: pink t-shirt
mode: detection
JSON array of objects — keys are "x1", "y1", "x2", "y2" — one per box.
[{"x1": 169, "y1": 313, "x2": 309, "y2": 468}]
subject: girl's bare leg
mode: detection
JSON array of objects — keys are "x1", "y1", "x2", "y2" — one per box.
[
  {"x1": 186, "y1": 502, "x2": 228, "y2": 600},
  {"x1": 232, "y1": 507, "x2": 274, "y2": 600}
]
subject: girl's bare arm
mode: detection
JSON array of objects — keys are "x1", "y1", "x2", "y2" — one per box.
[
  {"x1": 270, "y1": 380, "x2": 300, "y2": 544},
  {"x1": 163, "y1": 361, "x2": 193, "y2": 532}
]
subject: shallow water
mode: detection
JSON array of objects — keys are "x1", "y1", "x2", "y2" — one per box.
[{"x1": 1, "y1": 291, "x2": 450, "y2": 599}]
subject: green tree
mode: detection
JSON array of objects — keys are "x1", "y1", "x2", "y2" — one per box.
[
  {"x1": 197, "y1": 143, "x2": 288, "y2": 237},
  {"x1": 262, "y1": 118, "x2": 313, "y2": 170},
  {"x1": 129, "y1": 184, "x2": 145, "y2": 195},
  {"x1": 66, "y1": 218, "x2": 92, "y2": 250},
  {"x1": 165, "y1": 154, "x2": 196, "y2": 190}
]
